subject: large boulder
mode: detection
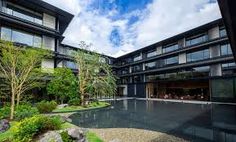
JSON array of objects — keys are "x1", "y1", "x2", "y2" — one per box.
[
  {"x1": 0, "y1": 119, "x2": 10, "y2": 133},
  {"x1": 67, "y1": 128, "x2": 87, "y2": 142},
  {"x1": 37, "y1": 131, "x2": 63, "y2": 142}
]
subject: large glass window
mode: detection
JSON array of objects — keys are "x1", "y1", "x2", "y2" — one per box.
[
  {"x1": 121, "y1": 67, "x2": 129, "y2": 74},
  {"x1": 212, "y1": 79, "x2": 234, "y2": 99},
  {"x1": 0, "y1": 27, "x2": 11, "y2": 41},
  {"x1": 1, "y1": 27, "x2": 42, "y2": 48},
  {"x1": 163, "y1": 44, "x2": 179, "y2": 53},
  {"x1": 65, "y1": 61, "x2": 77, "y2": 69},
  {"x1": 186, "y1": 34, "x2": 208, "y2": 46},
  {"x1": 3, "y1": 4, "x2": 43, "y2": 25},
  {"x1": 12, "y1": 30, "x2": 33, "y2": 46},
  {"x1": 221, "y1": 44, "x2": 232, "y2": 56},
  {"x1": 131, "y1": 64, "x2": 142, "y2": 73},
  {"x1": 165, "y1": 56, "x2": 178, "y2": 65},
  {"x1": 220, "y1": 28, "x2": 227, "y2": 37},
  {"x1": 133, "y1": 55, "x2": 142, "y2": 62},
  {"x1": 222, "y1": 62, "x2": 236, "y2": 68},
  {"x1": 187, "y1": 49, "x2": 210, "y2": 62},
  {"x1": 146, "y1": 50, "x2": 157, "y2": 58},
  {"x1": 145, "y1": 61, "x2": 156, "y2": 70}
]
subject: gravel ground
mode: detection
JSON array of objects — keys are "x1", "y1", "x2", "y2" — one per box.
[{"x1": 90, "y1": 128, "x2": 188, "y2": 142}]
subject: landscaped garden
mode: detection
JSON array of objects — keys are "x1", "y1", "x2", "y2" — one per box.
[{"x1": 0, "y1": 41, "x2": 116, "y2": 142}]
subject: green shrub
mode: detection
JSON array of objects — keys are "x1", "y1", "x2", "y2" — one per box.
[
  {"x1": 60, "y1": 131, "x2": 74, "y2": 142},
  {"x1": 15, "y1": 104, "x2": 39, "y2": 121},
  {"x1": 0, "y1": 105, "x2": 10, "y2": 119},
  {"x1": 12, "y1": 115, "x2": 62, "y2": 142},
  {"x1": 0, "y1": 104, "x2": 38, "y2": 120},
  {"x1": 36, "y1": 100, "x2": 57, "y2": 113},
  {"x1": 68, "y1": 98, "x2": 81, "y2": 106}
]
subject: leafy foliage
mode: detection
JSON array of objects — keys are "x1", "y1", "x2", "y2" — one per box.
[
  {"x1": 12, "y1": 115, "x2": 62, "y2": 142},
  {"x1": 36, "y1": 100, "x2": 57, "y2": 113},
  {"x1": 74, "y1": 42, "x2": 117, "y2": 105},
  {"x1": 14, "y1": 104, "x2": 39, "y2": 120},
  {"x1": 47, "y1": 68, "x2": 78, "y2": 104},
  {"x1": 0, "y1": 40, "x2": 49, "y2": 119},
  {"x1": 60, "y1": 131, "x2": 74, "y2": 142},
  {"x1": 0, "y1": 105, "x2": 10, "y2": 119},
  {"x1": 68, "y1": 98, "x2": 81, "y2": 106},
  {"x1": 0, "y1": 104, "x2": 39, "y2": 120}
]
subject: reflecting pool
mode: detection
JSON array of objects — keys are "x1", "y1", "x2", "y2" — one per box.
[{"x1": 69, "y1": 100, "x2": 236, "y2": 142}]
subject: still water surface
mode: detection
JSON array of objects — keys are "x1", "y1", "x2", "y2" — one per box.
[{"x1": 69, "y1": 100, "x2": 236, "y2": 142}]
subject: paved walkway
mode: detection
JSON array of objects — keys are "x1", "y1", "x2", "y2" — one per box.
[{"x1": 90, "y1": 128, "x2": 188, "y2": 142}]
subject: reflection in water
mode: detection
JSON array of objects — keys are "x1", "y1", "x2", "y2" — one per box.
[{"x1": 69, "y1": 100, "x2": 236, "y2": 142}]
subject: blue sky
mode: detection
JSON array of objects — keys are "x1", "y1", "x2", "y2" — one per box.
[{"x1": 43, "y1": 0, "x2": 221, "y2": 57}]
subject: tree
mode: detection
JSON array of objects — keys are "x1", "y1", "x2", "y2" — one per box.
[
  {"x1": 0, "y1": 40, "x2": 48, "y2": 120},
  {"x1": 47, "y1": 67, "x2": 78, "y2": 104},
  {"x1": 74, "y1": 42, "x2": 117, "y2": 105}
]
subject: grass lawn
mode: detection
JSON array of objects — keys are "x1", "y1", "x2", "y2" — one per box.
[
  {"x1": 86, "y1": 131, "x2": 104, "y2": 142},
  {"x1": 53, "y1": 101, "x2": 110, "y2": 113}
]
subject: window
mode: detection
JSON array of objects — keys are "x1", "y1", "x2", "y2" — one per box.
[
  {"x1": 146, "y1": 50, "x2": 157, "y2": 58},
  {"x1": 165, "y1": 56, "x2": 178, "y2": 65},
  {"x1": 65, "y1": 61, "x2": 77, "y2": 69},
  {"x1": 133, "y1": 75, "x2": 142, "y2": 83},
  {"x1": 3, "y1": 4, "x2": 43, "y2": 25},
  {"x1": 220, "y1": 28, "x2": 227, "y2": 37},
  {"x1": 12, "y1": 30, "x2": 33, "y2": 46},
  {"x1": 222, "y1": 62, "x2": 236, "y2": 68},
  {"x1": 133, "y1": 55, "x2": 142, "y2": 62},
  {"x1": 186, "y1": 34, "x2": 208, "y2": 46},
  {"x1": 0, "y1": 27, "x2": 11, "y2": 41},
  {"x1": 187, "y1": 49, "x2": 210, "y2": 62},
  {"x1": 131, "y1": 64, "x2": 142, "y2": 73},
  {"x1": 1, "y1": 27, "x2": 42, "y2": 48},
  {"x1": 192, "y1": 66, "x2": 210, "y2": 72},
  {"x1": 221, "y1": 44, "x2": 232, "y2": 56},
  {"x1": 145, "y1": 61, "x2": 156, "y2": 70},
  {"x1": 33, "y1": 36, "x2": 42, "y2": 48},
  {"x1": 121, "y1": 68, "x2": 129, "y2": 74},
  {"x1": 163, "y1": 44, "x2": 179, "y2": 53}
]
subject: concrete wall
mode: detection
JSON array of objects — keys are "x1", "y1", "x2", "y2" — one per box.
[
  {"x1": 157, "y1": 46, "x2": 162, "y2": 55},
  {"x1": 210, "y1": 45, "x2": 221, "y2": 58},
  {"x1": 178, "y1": 38, "x2": 185, "y2": 48},
  {"x1": 42, "y1": 59, "x2": 54, "y2": 72},
  {"x1": 43, "y1": 13, "x2": 56, "y2": 29},
  {"x1": 57, "y1": 61, "x2": 63, "y2": 68},
  {"x1": 208, "y1": 26, "x2": 220, "y2": 40},
  {"x1": 179, "y1": 53, "x2": 187, "y2": 64},
  {"x1": 210, "y1": 64, "x2": 222, "y2": 76},
  {"x1": 43, "y1": 36, "x2": 55, "y2": 51}
]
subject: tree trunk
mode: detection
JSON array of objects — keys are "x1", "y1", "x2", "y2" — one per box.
[
  {"x1": 10, "y1": 91, "x2": 15, "y2": 120},
  {"x1": 81, "y1": 94, "x2": 84, "y2": 106},
  {"x1": 16, "y1": 93, "x2": 20, "y2": 107}
]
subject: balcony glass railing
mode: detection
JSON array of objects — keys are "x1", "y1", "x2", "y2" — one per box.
[{"x1": 2, "y1": 4, "x2": 43, "y2": 25}]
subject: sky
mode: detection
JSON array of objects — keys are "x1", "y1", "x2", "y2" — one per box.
[{"x1": 43, "y1": 0, "x2": 222, "y2": 57}]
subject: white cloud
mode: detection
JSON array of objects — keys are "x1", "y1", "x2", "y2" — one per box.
[{"x1": 43, "y1": 0, "x2": 221, "y2": 57}]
